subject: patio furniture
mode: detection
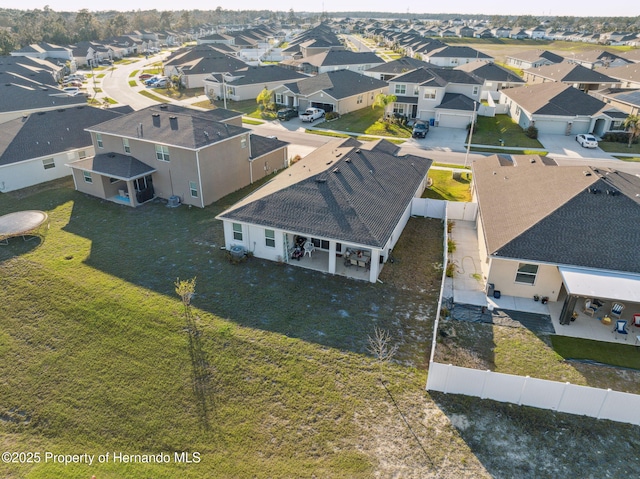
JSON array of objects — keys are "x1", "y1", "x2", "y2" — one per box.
[
  {"x1": 633, "y1": 314, "x2": 640, "y2": 329},
  {"x1": 610, "y1": 302, "x2": 625, "y2": 319},
  {"x1": 602, "y1": 315, "x2": 612, "y2": 326},
  {"x1": 582, "y1": 299, "x2": 599, "y2": 317},
  {"x1": 613, "y1": 320, "x2": 629, "y2": 340},
  {"x1": 303, "y1": 241, "x2": 315, "y2": 258}
]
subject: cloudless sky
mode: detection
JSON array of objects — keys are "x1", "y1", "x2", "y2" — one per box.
[{"x1": 6, "y1": 0, "x2": 639, "y2": 18}]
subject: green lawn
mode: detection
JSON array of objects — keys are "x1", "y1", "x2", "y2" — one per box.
[
  {"x1": 551, "y1": 336, "x2": 640, "y2": 370},
  {"x1": 0, "y1": 179, "x2": 448, "y2": 478},
  {"x1": 315, "y1": 107, "x2": 412, "y2": 138},
  {"x1": 138, "y1": 90, "x2": 169, "y2": 102},
  {"x1": 158, "y1": 87, "x2": 204, "y2": 100},
  {"x1": 472, "y1": 115, "x2": 545, "y2": 148},
  {"x1": 422, "y1": 169, "x2": 472, "y2": 202},
  {"x1": 209, "y1": 99, "x2": 276, "y2": 120},
  {"x1": 470, "y1": 147, "x2": 548, "y2": 155},
  {"x1": 598, "y1": 141, "x2": 640, "y2": 155}
]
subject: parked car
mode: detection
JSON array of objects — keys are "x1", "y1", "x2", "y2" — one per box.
[
  {"x1": 138, "y1": 73, "x2": 154, "y2": 81},
  {"x1": 64, "y1": 74, "x2": 85, "y2": 82},
  {"x1": 145, "y1": 76, "x2": 162, "y2": 86},
  {"x1": 576, "y1": 134, "x2": 598, "y2": 148},
  {"x1": 62, "y1": 87, "x2": 80, "y2": 96},
  {"x1": 299, "y1": 107, "x2": 325, "y2": 123},
  {"x1": 412, "y1": 121, "x2": 429, "y2": 138},
  {"x1": 154, "y1": 79, "x2": 169, "y2": 88},
  {"x1": 63, "y1": 80, "x2": 82, "y2": 88},
  {"x1": 277, "y1": 108, "x2": 297, "y2": 121}
]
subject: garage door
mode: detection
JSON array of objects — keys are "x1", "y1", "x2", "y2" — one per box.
[
  {"x1": 311, "y1": 102, "x2": 334, "y2": 113},
  {"x1": 438, "y1": 113, "x2": 471, "y2": 129},
  {"x1": 533, "y1": 119, "x2": 569, "y2": 135}
]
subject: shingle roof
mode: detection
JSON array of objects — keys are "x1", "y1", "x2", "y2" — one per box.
[
  {"x1": 426, "y1": 46, "x2": 492, "y2": 60},
  {"x1": 603, "y1": 63, "x2": 640, "y2": 83},
  {"x1": 283, "y1": 69, "x2": 388, "y2": 100},
  {"x1": 525, "y1": 62, "x2": 619, "y2": 83},
  {"x1": 501, "y1": 82, "x2": 606, "y2": 116},
  {"x1": 435, "y1": 93, "x2": 476, "y2": 111},
  {"x1": 69, "y1": 152, "x2": 156, "y2": 180},
  {"x1": 507, "y1": 50, "x2": 565, "y2": 64},
  {"x1": 87, "y1": 104, "x2": 247, "y2": 149},
  {"x1": 0, "y1": 106, "x2": 129, "y2": 166},
  {"x1": 455, "y1": 60, "x2": 525, "y2": 84},
  {"x1": 249, "y1": 135, "x2": 288, "y2": 160},
  {"x1": 223, "y1": 65, "x2": 307, "y2": 86},
  {"x1": 473, "y1": 155, "x2": 640, "y2": 274},
  {"x1": 365, "y1": 56, "x2": 432, "y2": 74},
  {"x1": 391, "y1": 67, "x2": 482, "y2": 87},
  {"x1": 290, "y1": 49, "x2": 384, "y2": 68},
  {"x1": 218, "y1": 138, "x2": 432, "y2": 248}
]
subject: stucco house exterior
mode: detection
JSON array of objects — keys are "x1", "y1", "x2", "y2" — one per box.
[
  {"x1": 499, "y1": 82, "x2": 608, "y2": 135},
  {"x1": 203, "y1": 65, "x2": 307, "y2": 102},
  {"x1": 523, "y1": 63, "x2": 620, "y2": 93},
  {"x1": 506, "y1": 50, "x2": 564, "y2": 70},
  {"x1": 472, "y1": 154, "x2": 640, "y2": 326},
  {"x1": 217, "y1": 137, "x2": 432, "y2": 283},
  {"x1": 280, "y1": 49, "x2": 384, "y2": 75},
  {"x1": 272, "y1": 69, "x2": 388, "y2": 114},
  {"x1": 163, "y1": 45, "x2": 248, "y2": 89},
  {"x1": 0, "y1": 106, "x2": 129, "y2": 193},
  {"x1": 388, "y1": 67, "x2": 481, "y2": 126},
  {"x1": 420, "y1": 46, "x2": 493, "y2": 68},
  {"x1": 67, "y1": 105, "x2": 287, "y2": 208}
]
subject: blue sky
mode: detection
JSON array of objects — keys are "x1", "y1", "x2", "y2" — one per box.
[{"x1": 7, "y1": 0, "x2": 639, "y2": 17}]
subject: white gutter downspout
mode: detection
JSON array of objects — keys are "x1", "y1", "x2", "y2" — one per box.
[
  {"x1": 248, "y1": 134, "x2": 254, "y2": 184},
  {"x1": 195, "y1": 150, "x2": 204, "y2": 208}
]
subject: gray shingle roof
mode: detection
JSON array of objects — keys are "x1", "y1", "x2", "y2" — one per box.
[
  {"x1": 69, "y1": 152, "x2": 156, "y2": 180},
  {"x1": 283, "y1": 70, "x2": 388, "y2": 100},
  {"x1": 435, "y1": 93, "x2": 476, "y2": 111},
  {"x1": 365, "y1": 56, "x2": 432, "y2": 74},
  {"x1": 455, "y1": 61, "x2": 525, "y2": 84},
  {"x1": 218, "y1": 138, "x2": 432, "y2": 248},
  {"x1": 391, "y1": 67, "x2": 482, "y2": 86},
  {"x1": 249, "y1": 135, "x2": 288, "y2": 160},
  {"x1": 473, "y1": 155, "x2": 640, "y2": 274},
  {"x1": 87, "y1": 105, "x2": 247, "y2": 149},
  {"x1": 0, "y1": 106, "x2": 128, "y2": 166},
  {"x1": 525, "y1": 62, "x2": 619, "y2": 83},
  {"x1": 501, "y1": 83, "x2": 606, "y2": 116},
  {"x1": 427, "y1": 46, "x2": 492, "y2": 60},
  {"x1": 290, "y1": 49, "x2": 384, "y2": 68},
  {"x1": 223, "y1": 65, "x2": 307, "y2": 86}
]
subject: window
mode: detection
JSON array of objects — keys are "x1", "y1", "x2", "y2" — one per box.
[
  {"x1": 42, "y1": 158, "x2": 55, "y2": 170},
  {"x1": 189, "y1": 181, "x2": 198, "y2": 198},
  {"x1": 515, "y1": 263, "x2": 538, "y2": 285},
  {"x1": 240, "y1": 137, "x2": 247, "y2": 148},
  {"x1": 155, "y1": 144, "x2": 170, "y2": 162},
  {"x1": 392, "y1": 105, "x2": 404, "y2": 114},
  {"x1": 394, "y1": 84, "x2": 406, "y2": 95},
  {"x1": 83, "y1": 171, "x2": 93, "y2": 184},
  {"x1": 232, "y1": 223, "x2": 242, "y2": 241},
  {"x1": 311, "y1": 238, "x2": 329, "y2": 250},
  {"x1": 356, "y1": 95, "x2": 363, "y2": 104},
  {"x1": 96, "y1": 133, "x2": 103, "y2": 148},
  {"x1": 265, "y1": 229, "x2": 275, "y2": 248},
  {"x1": 275, "y1": 93, "x2": 282, "y2": 104},
  {"x1": 472, "y1": 86, "x2": 479, "y2": 95},
  {"x1": 123, "y1": 138, "x2": 130, "y2": 153},
  {"x1": 423, "y1": 88, "x2": 436, "y2": 99},
  {"x1": 78, "y1": 150, "x2": 87, "y2": 159}
]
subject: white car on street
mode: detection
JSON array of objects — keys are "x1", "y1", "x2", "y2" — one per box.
[{"x1": 576, "y1": 134, "x2": 598, "y2": 148}]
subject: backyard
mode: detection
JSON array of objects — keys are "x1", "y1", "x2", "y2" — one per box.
[{"x1": 1, "y1": 178, "x2": 640, "y2": 478}]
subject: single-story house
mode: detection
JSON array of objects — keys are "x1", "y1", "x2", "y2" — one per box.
[
  {"x1": 454, "y1": 60, "x2": 525, "y2": 96},
  {"x1": 523, "y1": 63, "x2": 620, "y2": 93},
  {"x1": 163, "y1": 45, "x2": 248, "y2": 88},
  {"x1": 472, "y1": 154, "x2": 640, "y2": 327},
  {"x1": 590, "y1": 88, "x2": 640, "y2": 118},
  {"x1": 280, "y1": 48, "x2": 384, "y2": 75},
  {"x1": 567, "y1": 50, "x2": 631, "y2": 69},
  {"x1": 0, "y1": 106, "x2": 129, "y2": 193},
  {"x1": 506, "y1": 50, "x2": 564, "y2": 70},
  {"x1": 217, "y1": 137, "x2": 433, "y2": 283},
  {"x1": 272, "y1": 69, "x2": 388, "y2": 114},
  {"x1": 499, "y1": 82, "x2": 607, "y2": 135},
  {"x1": 203, "y1": 65, "x2": 307, "y2": 102},
  {"x1": 420, "y1": 46, "x2": 493, "y2": 68},
  {"x1": 602, "y1": 63, "x2": 640, "y2": 89},
  {"x1": 67, "y1": 105, "x2": 287, "y2": 208}
]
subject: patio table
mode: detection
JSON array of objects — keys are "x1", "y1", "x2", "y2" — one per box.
[{"x1": 602, "y1": 315, "x2": 612, "y2": 326}]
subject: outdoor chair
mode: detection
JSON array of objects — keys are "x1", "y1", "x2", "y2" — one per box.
[
  {"x1": 582, "y1": 299, "x2": 599, "y2": 317},
  {"x1": 613, "y1": 320, "x2": 629, "y2": 340},
  {"x1": 610, "y1": 302, "x2": 625, "y2": 319},
  {"x1": 632, "y1": 314, "x2": 640, "y2": 329},
  {"x1": 303, "y1": 241, "x2": 315, "y2": 258}
]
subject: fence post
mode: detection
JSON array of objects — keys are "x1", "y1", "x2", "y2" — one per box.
[
  {"x1": 518, "y1": 376, "x2": 530, "y2": 405},
  {"x1": 443, "y1": 364, "x2": 453, "y2": 394},
  {"x1": 480, "y1": 369, "x2": 490, "y2": 399},
  {"x1": 596, "y1": 388, "x2": 611, "y2": 419},
  {"x1": 556, "y1": 382, "x2": 571, "y2": 411}
]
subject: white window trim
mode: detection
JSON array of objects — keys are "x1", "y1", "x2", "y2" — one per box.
[{"x1": 42, "y1": 158, "x2": 56, "y2": 170}]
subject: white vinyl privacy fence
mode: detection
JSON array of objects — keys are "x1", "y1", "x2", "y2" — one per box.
[
  {"x1": 426, "y1": 363, "x2": 640, "y2": 426},
  {"x1": 422, "y1": 198, "x2": 640, "y2": 427}
]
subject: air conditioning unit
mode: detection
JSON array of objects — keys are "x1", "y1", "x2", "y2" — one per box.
[{"x1": 167, "y1": 195, "x2": 181, "y2": 208}]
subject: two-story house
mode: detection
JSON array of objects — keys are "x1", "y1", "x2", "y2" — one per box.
[
  {"x1": 387, "y1": 67, "x2": 482, "y2": 127},
  {"x1": 67, "y1": 105, "x2": 288, "y2": 208}
]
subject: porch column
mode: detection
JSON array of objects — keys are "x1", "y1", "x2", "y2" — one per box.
[
  {"x1": 559, "y1": 295, "x2": 578, "y2": 325},
  {"x1": 126, "y1": 180, "x2": 137, "y2": 207},
  {"x1": 328, "y1": 241, "x2": 337, "y2": 274},
  {"x1": 368, "y1": 249, "x2": 381, "y2": 283}
]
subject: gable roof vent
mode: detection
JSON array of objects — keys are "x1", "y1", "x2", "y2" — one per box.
[
  {"x1": 583, "y1": 170, "x2": 592, "y2": 176},
  {"x1": 159, "y1": 104, "x2": 169, "y2": 109}
]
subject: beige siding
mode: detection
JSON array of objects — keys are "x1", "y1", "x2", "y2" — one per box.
[
  {"x1": 250, "y1": 148, "x2": 288, "y2": 182},
  {"x1": 198, "y1": 134, "x2": 251, "y2": 205},
  {"x1": 487, "y1": 258, "x2": 563, "y2": 301}
]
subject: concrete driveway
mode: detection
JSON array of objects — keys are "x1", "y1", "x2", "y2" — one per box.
[
  {"x1": 538, "y1": 133, "x2": 616, "y2": 161},
  {"x1": 407, "y1": 126, "x2": 468, "y2": 153}
]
